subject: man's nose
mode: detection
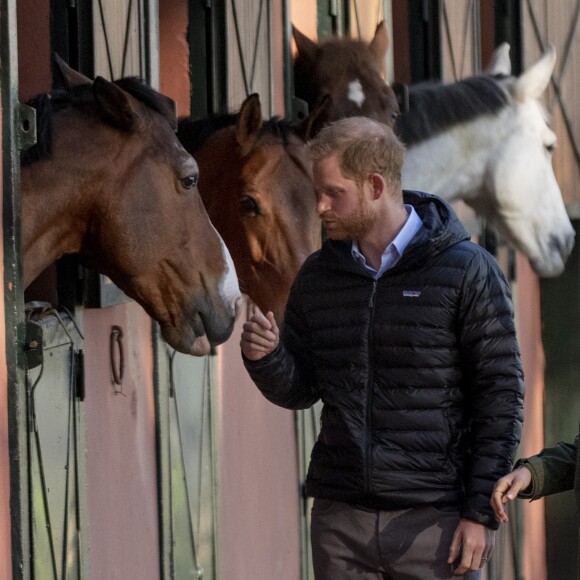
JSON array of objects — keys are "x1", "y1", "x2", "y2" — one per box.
[{"x1": 316, "y1": 194, "x2": 330, "y2": 215}]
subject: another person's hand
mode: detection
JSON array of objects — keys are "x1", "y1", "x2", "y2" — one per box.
[
  {"x1": 240, "y1": 305, "x2": 280, "y2": 361},
  {"x1": 448, "y1": 519, "x2": 495, "y2": 575},
  {"x1": 490, "y1": 466, "x2": 532, "y2": 523}
]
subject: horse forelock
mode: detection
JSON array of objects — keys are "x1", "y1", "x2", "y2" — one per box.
[
  {"x1": 177, "y1": 114, "x2": 238, "y2": 153},
  {"x1": 396, "y1": 75, "x2": 510, "y2": 147},
  {"x1": 114, "y1": 77, "x2": 177, "y2": 128},
  {"x1": 261, "y1": 117, "x2": 299, "y2": 146}
]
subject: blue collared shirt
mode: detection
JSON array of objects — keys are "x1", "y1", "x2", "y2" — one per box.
[{"x1": 351, "y1": 204, "x2": 424, "y2": 278}]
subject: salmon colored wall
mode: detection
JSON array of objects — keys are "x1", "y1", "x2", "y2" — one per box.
[
  {"x1": 84, "y1": 304, "x2": 159, "y2": 580},
  {"x1": 217, "y1": 312, "x2": 301, "y2": 580},
  {"x1": 159, "y1": 0, "x2": 191, "y2": 118},
  {"x1": 17, "y1": 0, "x2": 51, "y2": 101},
  {"x1": 0, "y1": 97, "x2": 14, "y2": 580},
  {"x1": 290, "y1": 0, "x2": 318, "y2": 49},
  {"x1": 515, "y1": 257, "x2": 547, "y2": 580}
]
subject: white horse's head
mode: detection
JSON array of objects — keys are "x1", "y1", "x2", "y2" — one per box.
[
  {"x1": 477, "y1": 44, "x2": 575, "y2": 277},
  {"x1": 401, "y1": 43, "x2": 575, "y2": 278}
]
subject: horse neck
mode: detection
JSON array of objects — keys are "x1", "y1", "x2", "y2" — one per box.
[
  {"x1": 401, "y1": 105, "x2": 514, "y2": 202},
  {"x1": 20, "y1": 110, "x2": 102, "y2": 287}
]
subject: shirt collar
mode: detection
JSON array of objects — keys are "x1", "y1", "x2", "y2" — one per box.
[{"x1": 351, "y1": 204, "x2": 423, "y2": 276}]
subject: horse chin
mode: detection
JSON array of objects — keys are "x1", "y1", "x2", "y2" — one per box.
[
  {"x1": 190, "y1": 335, "x2": 212, "y2": 356},
  {"x1": 531, "y1": 255, "x2": 566, "y2": 278},
  {"x1": 160, "y1": 324, "x2": 211, "y2": 356}
]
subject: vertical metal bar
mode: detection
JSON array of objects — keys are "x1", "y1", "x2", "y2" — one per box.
[
  {"x1": 152, "y1": 324, "x2": 172, "y2": 580},
  {"x1": 121, "y1": 0, "x2": 135, "y2": 79},
  {"x1": 471, "y1": 0, "x2": 481, "y2": 74},
  {"x1": 248, "y1": 0, "x2": 265, "y2": 94},
  {"x1": 1, "y1": 0, "x2": 30, "y2": 577},
  {"x1": 231, "y1": 0, "x2": 251, "y2": 95},
  {"x1": 267, "y1": 0, "x2": 273, "y2": 117},
  {"x1": 207, "y1": 353, "x2": 221, "y2": 579},
  {"x1": 170, "y1": 361, "x2": 201, "y2": 576},
  {"x1": 441, "y1": 0, "x2": 459, "y2": 81},
  {"x1": 282, "y1": 0, "x2": 293, "y2": 118},
  {"x1": 96, "y1": 0, "x2": 115, "y2": 79},
  {"x1": 142, "y1": 0, "x2": 159, "y2": 88}
]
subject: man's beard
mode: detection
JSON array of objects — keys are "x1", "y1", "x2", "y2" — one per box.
[{"x1": 323, "y1": 195, "x2": 377, "y2": 241}]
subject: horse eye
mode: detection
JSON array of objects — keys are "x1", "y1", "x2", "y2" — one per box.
[
  {"x1": 240, "y1": 195, "x2": 260, "y2": 216},
  {"x1": 546, "y1": 143, "x2": 556, "y2": 154},
  {"x1": 181, "y1": 174, "x2": 198, "y2": 189}
]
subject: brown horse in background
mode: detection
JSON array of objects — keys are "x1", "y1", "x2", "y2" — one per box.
[
  {"x1": 178, "y1": 95, "x2": 326, "y2": 321},
  {"x1": 293, "y1": 21, "x2": 399, "y2": 128},
  {"x1": 21, "y1": 56, "x2": 241, "y2": 355}
]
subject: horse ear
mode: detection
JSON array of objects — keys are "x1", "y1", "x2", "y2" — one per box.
[
  {"x1": 156, "y1": 94, "x2": 178, "y2": 131},
  {"x1": 236, "y1": 93, "x2": 263, "y2": 150},
  {"x1": 299, "y1": 94, "x2": 332, "y2": 140},
  {"x1": 53, "y1": 53, "x2": 93, "y2": 88},
  {"x1": 369, "y1": 21, "x2": 389, "y2": 66},
  {"x1": 486, "y1": 42, "x2": 511, "y2": 76},
  {"x1": 93, "y1": 76, "x2": 139, "y2": 132},
  {"x1": 513, "y1": 43, "x2": 556, "y2": 101},
  {"x1": 293, "y1": 25, "x2": 318, "y2": 64}
]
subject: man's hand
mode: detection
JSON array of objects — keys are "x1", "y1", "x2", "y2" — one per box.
[
  {"x1": 448, "y1": 519, "x2": 495, "y2": 575},
  {"x1": 240, "y1": 305, "x2": 280, "y2": 361},
  {"x1": 490, "y1": 466, "x2": 532, "y2": 523}
]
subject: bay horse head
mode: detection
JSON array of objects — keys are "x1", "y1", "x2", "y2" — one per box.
[
  {"x1": 21, "y1": 55, "x2": 241, "y2": 355},
  {"x1": 398, "y1": 44, "x2": 574, "y2": 277},
  {"x1": 178, "y1": 94, "x2": 325, "y2": 321},
  {"x1": 293, "y1": 21, "x2": 400, "y2": 130}
]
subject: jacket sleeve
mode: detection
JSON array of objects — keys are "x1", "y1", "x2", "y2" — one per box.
[
  {"x1": 516, "y1": 435, "x2": 578, "y2": 499},
  {"x1": 456, "y1": 248, "x2": 525, "y2": 529},
  {"x1": 243, "y1": 271, "x2": 320, "y2": 410}
]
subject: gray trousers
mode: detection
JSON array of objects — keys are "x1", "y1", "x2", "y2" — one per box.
[{"x1": 310, "y1": 499, "x2": 482, "y2": 580}]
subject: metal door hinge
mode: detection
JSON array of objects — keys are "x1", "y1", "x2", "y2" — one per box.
[{"x1": 25, "y1": 320, "x2": 43, "y2": 370}]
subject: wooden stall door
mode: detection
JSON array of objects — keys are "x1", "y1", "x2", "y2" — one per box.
[{"x1": 84, "y1": 2, "x2": 162, "y2": 579}]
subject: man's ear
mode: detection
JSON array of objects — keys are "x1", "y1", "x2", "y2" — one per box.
[{"x1": 369, "y1": 173, "x2": 385, "y2": 200}]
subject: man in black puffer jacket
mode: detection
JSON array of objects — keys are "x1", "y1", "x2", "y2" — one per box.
[{"x1": 241, "y1": 117, "x2": 525, "y2": 579}]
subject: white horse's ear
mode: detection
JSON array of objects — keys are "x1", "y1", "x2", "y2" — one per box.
[
  {"x1": 514, "y1": 44, "x2": 556, "y2": 101},
  {"x1": 369, "y1": 21, "x2": 389, "y2": 65},
  {"x1": 486, "y1": 42, "x2": 511, "y2": 76}
]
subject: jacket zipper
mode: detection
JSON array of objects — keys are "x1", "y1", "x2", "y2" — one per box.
[{"x1": 365, "y1": 279, "x2": 377, "y2": 496}]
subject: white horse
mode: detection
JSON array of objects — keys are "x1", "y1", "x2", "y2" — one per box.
[{"x1": 399, "y1": 44, "x2": 575, "y2": 277}]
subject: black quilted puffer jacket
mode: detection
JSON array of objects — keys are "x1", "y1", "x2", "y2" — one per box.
[{"x1": 244, "y1": 191, "x2": 525, "y2": 530}]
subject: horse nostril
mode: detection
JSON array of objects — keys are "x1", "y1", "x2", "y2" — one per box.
[{"x1": 551, "y1": 231, "x2": 575, "y2": 259}]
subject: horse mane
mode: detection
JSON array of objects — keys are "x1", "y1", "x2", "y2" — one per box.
[
  {"x1": 395, "y1": 75, "x2": 510, "y2": 147},
  {"x1": 21, "y1": 77, "x2": 172, "y2": 166},
  {"x1": 177, "y1": 112, "x2": 299, "y2": 154}
]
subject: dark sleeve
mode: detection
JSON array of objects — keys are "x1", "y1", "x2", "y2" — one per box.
[
  {"x1": 516, "y1": 435, "x2": 578, "y2": 499},
  {"x1": 243, "y1": 271, "x2": 320, "y2": 410},
  {"x1": 457, "y1": 248, "x2": 525, "y2": 529}
]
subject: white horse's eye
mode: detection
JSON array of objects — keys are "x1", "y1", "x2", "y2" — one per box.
[{"x1": 546, "y1": 142, "x2": 556, "y2": 154}]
